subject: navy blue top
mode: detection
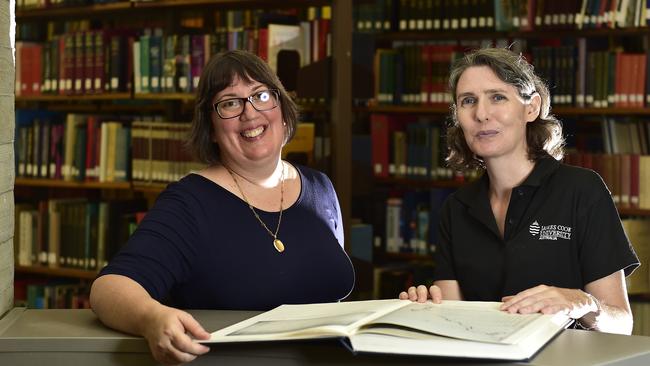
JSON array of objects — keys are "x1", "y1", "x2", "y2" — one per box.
[{"x1": 99, "y1": 165, "x2": 355, "y2": 310}]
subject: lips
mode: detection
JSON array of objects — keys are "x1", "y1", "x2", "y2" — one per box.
[
  {"x1": 241, "y1": 125, "x2": 266, "y2": 138},
  {"x1": 476, "y1": 130, "x2": 499, "y2": 137}
]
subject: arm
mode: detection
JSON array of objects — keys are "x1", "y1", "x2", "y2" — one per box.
[
  {"x1": 500, "y1": 270, "x2": 633, "y2": 335},
  {"x1": 90, "y1": 274, "x2": 211, "y2": 364}
]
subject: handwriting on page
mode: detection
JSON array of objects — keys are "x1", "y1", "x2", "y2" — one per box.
[{"x1": 370, "y1": 303, "x2": 540, "y2": 344}]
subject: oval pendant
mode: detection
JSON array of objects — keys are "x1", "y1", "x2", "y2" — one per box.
[{"x1": 273, "y1": 239, "x2": 285, "y2": 253}]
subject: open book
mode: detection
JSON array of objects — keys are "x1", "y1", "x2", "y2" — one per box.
[{"x1": 205, "y1": 299, "x2": 572, "y2": 361}]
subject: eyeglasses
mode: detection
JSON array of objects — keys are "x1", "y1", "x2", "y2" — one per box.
[{"x1": 213, "y1": 89, "x2": 279, "y2": 119}]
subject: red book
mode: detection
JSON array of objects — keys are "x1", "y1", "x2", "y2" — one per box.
[
  {"x1": 317, "y1": 17, "x2": 330, "y2": 61},
  {"x1": 636, "y1": 54, "x2": 647, "y2": 108},
  {"x1": 84, "y1": 31, "x2": 95, "y2": 94},
  {"x1": 31, "y1": 44, "x2": 43, "y2": 95},
  {"x1": 257, "y1": 28, "x2": 268, "y2": 62},
  {"x1": 619, "y1": 154, "x2": 631, "y2": 208},
  {"x1": 74, "y1": 31, "x2": 85, "y2": 95},
  {"x1": 85, "y1": 116, "x2": 97, "y2": 181},
  {"x1": 370, "y1": 114, "x2": 405, "y2": 178}
]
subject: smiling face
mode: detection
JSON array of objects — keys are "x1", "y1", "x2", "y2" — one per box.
[
  {"x1": 211, "y1": 75, "x2": 285, "y2": 169},
  {"x1": 454, "y1": 65, "x2": 540, "y2": 164}
]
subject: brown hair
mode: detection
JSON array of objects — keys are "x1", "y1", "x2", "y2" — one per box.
[
  {"x1": 446, "y1": 47, "x2": 564, "y2": 171},
  {"x1": 188, "y1": 50, "x2": 298, "y2": 165}
]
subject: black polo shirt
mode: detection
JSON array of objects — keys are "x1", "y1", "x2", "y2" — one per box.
[{"x1": 433, "y1": 155, "x2": 639, "y2": 301}]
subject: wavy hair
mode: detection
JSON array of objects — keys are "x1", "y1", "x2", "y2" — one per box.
[{"x1": 446, "y1": 47, "x2": 564, "y2": 171}]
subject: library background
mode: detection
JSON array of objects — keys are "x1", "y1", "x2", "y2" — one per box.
[{"x1": 8, "y1": 0, "x2": 650, "y2": 336}]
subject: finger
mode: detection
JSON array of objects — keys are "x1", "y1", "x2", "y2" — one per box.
[
  {"x1": 163, "y1": 345, "x2": 199, "y2": 365},
  {"x1": 429, "y1": 286, "x2": 442, "y2": 303},
  {"x1": 416, "y1": 285, "x2": 429, "y2": 303},
  {"x1": 399, "y1": 291, "x2": 408, "y2": 300},
  {"x1": 500, "y1": 285, "x2": 549, "y2": 309},
  {"x1": 407, "y1": 286, "x2": 418, "y2": 301},
  {"x1": 501, "y1": 295, "x2": 514, "y2": 302},
  {"x1": 171, "y1": 331, "x2": 210, "y2": 357},
  {"x1": 179, "y1": 312, "x2": 211, "y2": 341}
]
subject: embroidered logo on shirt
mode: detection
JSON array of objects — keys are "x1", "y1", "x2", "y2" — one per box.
[
  {"x1": 530, "y1": 221, "x2": 572, "y2": 240},
  {"x1": 529, "y1": 221, "x2": 540, "y2": 236}
]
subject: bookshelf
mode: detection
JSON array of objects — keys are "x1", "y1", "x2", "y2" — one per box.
[
  {"x1": 13, "y1": 0, "x2": 354, "y2": 307},
  {"x1": 350, "y1": 0, "x2": 650, "y2": 308}
]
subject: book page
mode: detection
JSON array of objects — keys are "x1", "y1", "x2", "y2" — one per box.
[
  {"x1": 360, "y1": 301, "x2": 544, "y2": 344},
  {"x1": 206, "y1": 299, "x2": 408, "y2": 343}
]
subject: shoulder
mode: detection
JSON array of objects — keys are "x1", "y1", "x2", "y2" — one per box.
[
  {"x1": 552, "y1": 163, "x2": 610, "y2": 196},
  {"x1": 158, "y1": 173, "x2": 221, "y2": 207},
  {"x1": 295, "y1": 164, "x2": 335, "y2": 192}
]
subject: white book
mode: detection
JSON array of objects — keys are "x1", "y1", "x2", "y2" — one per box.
[{"x1": 204, "y1": 299, "x2": 571, "y2": 361}]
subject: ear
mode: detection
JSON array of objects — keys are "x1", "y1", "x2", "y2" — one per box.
[{"x1": 525, "y1": 94, "x2": 541, "y2": 123}]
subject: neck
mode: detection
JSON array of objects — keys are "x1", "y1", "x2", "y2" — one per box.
[
  {"x1": 221, "y1": 158, "x2": 284, "y2": 188},
  {"x1": 485, "y1": 155, "x2": 535, "y2": 199}
]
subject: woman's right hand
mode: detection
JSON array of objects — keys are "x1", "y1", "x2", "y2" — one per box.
[
  {"x1": 142, "y1": 304, "x2": 211, "y2": 365},
  {"x1": 399, "y1": 285, "x2": 443, "y2": 303}
]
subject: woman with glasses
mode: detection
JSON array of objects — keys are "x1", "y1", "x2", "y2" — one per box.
[
  {"x1": 399, "y1": 48, "x2": 638, "y2": 335},
  {"x1": 90, "y1": 50, "x2": 354, "y2": 365}
]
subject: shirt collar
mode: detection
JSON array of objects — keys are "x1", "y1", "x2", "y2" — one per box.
[{"x1": 456, "y1": 153, "x2": 560, "y2": 207}]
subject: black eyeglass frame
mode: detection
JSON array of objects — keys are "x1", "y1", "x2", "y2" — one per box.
[{"x1": 212, "y1": 89, "x2": 280, "y2": 119}]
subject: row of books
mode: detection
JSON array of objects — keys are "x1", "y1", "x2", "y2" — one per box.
[
  {"x1": 14, "y1": 198, "x2": 147, "y2": 271},
  {"x1": 16, "y1": 0, "x2": 124, "y2": 11},
  {"x1": 372, "y1": 41, "x2": 650, "y2": 108},
  {"x1": 370, "y1": 114, "x2": 481, "y2": 182},
  {"x1": 384, "y1": 189, "x2": 455, "y2": 255},
  {"x1": 15, "y1": 6, "x2": 332, "y2": 96},
  {"x1": 533, "y1": 44, "x2": 649, "y2": 108},
  {"x1": 355, "y1": 0, "x2": 650, "y2": 33},
  {"x1": 14, "y1": 111, "x2": 206, "y2": 184},
  {"x1": 14, "y1": 279, "x2": 90, "y2": 309},
  {"x1": 564, "y1": 152, "x2": 650, "y2": 209},
  {"x1": 15, "y1": 110, "x2": 323, "y2": 184},
  {"x1": 600, "y1": 118, "x2": 650, "y2": 155}
]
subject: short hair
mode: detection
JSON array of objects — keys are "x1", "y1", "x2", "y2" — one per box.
[
  {"x1": 188, "y1": 50, "x2": 298, "y2": 165},
  {"x1": 446, "y1": 47, "x2": 565, "y2": 171}
]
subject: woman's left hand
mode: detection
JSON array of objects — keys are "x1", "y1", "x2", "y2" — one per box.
[{"x1": 500, "y1": 284, "x2": 598, "y2": 319}]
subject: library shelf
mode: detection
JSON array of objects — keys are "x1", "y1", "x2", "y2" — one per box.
[
  {"x1": 619, "y1": 208, "x2": 650, "y2": 217},
  {"x1": 132, "y1": 182, "x2": 168, "y2": 194},
  {"x1": 376, "y1": 27, "x2": 650, "y2": 42},
  {"x1": 378, "y1": 252, "x2": 433, "y2": 262},
  {"x1": 133, "y1": 93, "x2": 195, "y2": 102},
  {"x1": 15, "y1": 93, "x2": 132, "y2": 102},
  {"x1": 14, "y1": 178, "x2": 131, "y2": 190},
  {"x1": 15, "y1": 1, "x2": 131, "y2": 19},
  {"x1": 15, "y1": 265, "x2": 98, "y2": 280},
  {"x1": 131, "y1": 0, "x2": 331, "y2": 10},
  {"x1": 374, "y1": 177, "x2": 466, "y2": 189},
  {"x1": 359, "y1": 105, "x2": 650, "y2": 116}
]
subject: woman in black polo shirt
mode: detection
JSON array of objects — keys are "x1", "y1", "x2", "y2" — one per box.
[{"x1": 400, "y1": 47, "x2": 639, "y2": 334}]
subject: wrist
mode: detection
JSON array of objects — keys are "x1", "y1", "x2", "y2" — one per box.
[{"x1": 576, "y1": 292, "x2": 602, "y2": 330}]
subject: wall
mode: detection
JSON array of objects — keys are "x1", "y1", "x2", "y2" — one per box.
[{"x1": 0, "y1": 0, "x2": 15, "y2": 316}]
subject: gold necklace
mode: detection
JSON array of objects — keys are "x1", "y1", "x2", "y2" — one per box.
[{"x1": 226, "y1": 162, "x2": 285, "y2": 253}]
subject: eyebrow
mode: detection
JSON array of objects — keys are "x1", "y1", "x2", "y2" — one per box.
[
  {"x1": 215, "y1": 84, "x2": 266, "y2": 102},
  {"x1": 456, "y1": 88, "x2": 509, "y2": 99}
]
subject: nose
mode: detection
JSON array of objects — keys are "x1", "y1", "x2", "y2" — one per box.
[
  {"x1": 239, "y1": 99, "x2": 259, "y2": 120},
  {"x1": 475, "y1": 98, "x2": 489, "y2": 123}
]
